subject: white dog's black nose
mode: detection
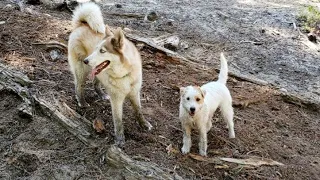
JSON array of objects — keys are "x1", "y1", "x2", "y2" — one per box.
[
  {"x1": 83, "y1": 58, "x2": 89, "y2": 64},
  {"x1": 190, "y1": 107, "x2": 195, "y2": 113}
]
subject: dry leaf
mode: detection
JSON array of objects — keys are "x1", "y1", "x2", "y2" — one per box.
[
  {"x1": 166, "y1": 144, "x2": 179, "y2": 154},
  {"x1": 214, "y1": 164, "x2": 229, "y2": 169},
  {"x1": 93, "y1": 119, "x2": 106, "y2": 133},
  {"x1": 220, "y1": 157, "x2": 284, "y2": 167}
]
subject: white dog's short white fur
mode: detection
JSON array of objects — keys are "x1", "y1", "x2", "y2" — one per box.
[{"x1": 179, "y1": 53, "x2": 235, "y2": 156}]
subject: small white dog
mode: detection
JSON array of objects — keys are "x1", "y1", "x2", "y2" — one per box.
[{"x1": 179, "y1": 53, "x2": 235, "y2": 156}]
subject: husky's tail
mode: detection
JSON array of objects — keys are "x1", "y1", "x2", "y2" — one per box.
[
  {"x1": 217, "y1": 53, "x2": 228, "y2": 84},
  {"x1": 72, "y1": 2, "x2": 105, "y2": 34}
]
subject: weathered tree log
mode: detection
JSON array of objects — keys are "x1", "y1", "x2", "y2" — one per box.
[
  {"x1": 0, "y1": 63, "x2": 34, "y2": 118},
  {"x1": 106, "y1": 145, "x2": 183, "y2": 180},
  {"x1": 33, "y1": 96, "x2": 97, "y2": 147}
]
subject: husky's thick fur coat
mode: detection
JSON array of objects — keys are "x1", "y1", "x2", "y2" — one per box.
[{"x1": 68, "y1": 2, "x2": 152, "y2": 145}]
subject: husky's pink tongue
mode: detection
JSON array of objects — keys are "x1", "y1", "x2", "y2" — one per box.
[{"x1": 90, "y1": 68, "x2": 98, "y2": 80}]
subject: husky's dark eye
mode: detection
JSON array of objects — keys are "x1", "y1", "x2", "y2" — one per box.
[
  {"x1": 186, "y1": 97, "x2": 190, "y2": 101},
  {"x1": 196, "y1": 97, "x2": 201, "y2": 102},
  {"x1": 100, "y1": 49, "x2": 106, "y2": 53}
]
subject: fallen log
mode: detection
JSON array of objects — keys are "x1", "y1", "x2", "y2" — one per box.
[
  {"x1": 106, "y1": 145, "x2": 183, "y2": 180},
  {"x1": 0, "y1": 63, "x2": 34, "y2": 118},
  {"x1": 33, "y1": 96, "x2": 97, "y2": 147}
]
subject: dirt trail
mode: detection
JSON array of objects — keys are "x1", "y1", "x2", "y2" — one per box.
[{"x1": 0, "y1": 1, "x2": 319, "y2": 179}]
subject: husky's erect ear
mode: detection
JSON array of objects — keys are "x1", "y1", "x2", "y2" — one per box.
[
  {"x1": 111, "y1": 27, "x2": 125, "y2": 50},
  {"x1": 105, "y1": 24, "x2": 113, "y2": 37},
  {"x1": 180, "y1": 87, "x2": 186, "y2": 96}
]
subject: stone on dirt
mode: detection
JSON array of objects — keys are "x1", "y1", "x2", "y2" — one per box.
[{"x1": 164, "y1": 35, "x2": 180, "y2": 51}]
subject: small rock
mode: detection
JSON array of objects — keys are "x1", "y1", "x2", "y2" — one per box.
[
  {"x1": 17, "y1": 104, "x2": 33, "y2": 120},
  {"x1": 66, "y1": 0, "x2": 78, "y2": 11},
  {"x1": 4, "y1": 4, "x2": 14, "y2": 10},
  {"x1": 123, "y1": 27, "x2": 132, "y2": 33},
  {"x1": 279, "y1": 88, "x2": 287, "y2": 93},
  {"x1": 167, "y1": 19, "x2": 174, "y2": 26},
  {"x1": 25, "y1": 7, "x2": 38, "y2": 15},
  {"x1": 49, "y1": 49, "x2": 61, "y2": 61},
  {"x1": 179, "y1": 41, "x2": 189, "y2": 49},
  {"x1": 115, "y1": 4, "x2": 122, "y2": 8},
  {"x1": 308, "y1": 32, "x2": 317, "y2": 43},
  {"x1": 145, "y1": 11, "x2": 158, "y2": 22},
  {"x1": 136, "y1": 43, "x2": 145, "y2": 50},
  {"x1": 0, "y1": 21, "x2": 5, "y2": 25},
  {"x1": 163, "y1": 35, "x2": 180, "y2": 51}
]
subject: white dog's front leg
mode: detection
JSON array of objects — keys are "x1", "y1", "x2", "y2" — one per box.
[
  {"x1": 110, "y1": 95, "x2": 126, "y2": 146},
  {"x1": 199, "y1": 127, "x2": 208, "y2": 156},
  {"x1": 181, "y1": 125, "x2": 191, "y2": 154}
]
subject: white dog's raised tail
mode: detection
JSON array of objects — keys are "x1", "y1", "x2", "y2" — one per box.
[
  {"x1": 72, "y1": 2, "x2": 105, "y2": 34},
  {"x1": 217, "y1": 53, "x2": 228, "y2": 84}
]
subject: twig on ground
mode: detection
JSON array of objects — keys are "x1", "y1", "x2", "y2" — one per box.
[
  {"x1": 32, "y1": 41, "x2": 68, "y2": 52},
  {"x1": 105, "y1": 13, "x2": 144, "y2": 19},
  {"x1": 169, "y1": 124, "x2": 182, "y2": 132},
  {"x1": 239, "y1": 40, "x2": 263, "y2": 45}
]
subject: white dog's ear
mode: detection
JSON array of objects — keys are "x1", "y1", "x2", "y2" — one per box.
[
  {"x1": 111, "y1": 27, "x2": 124, "y2": 50},
  {"x1": 105, "y1": 24, "x2": 113, "y2": 37},
  {"x1": 180, "y1": 87, "x2": 186, "y2": 96},
  {"x1": 200, "y1": 89, "x2": 206, "y2": 98}
]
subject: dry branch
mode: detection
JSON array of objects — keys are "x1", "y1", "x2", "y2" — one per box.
[
  {"x1": 220, "y1": 157, "x2": 284, "y2": 167},
  {"x1": 106, "y1": 13, "x2": 144, "y2": 19},
  {"x1": 32, "y1": 41, "x2": 68, "y2": 53},
  {"x1": 125, "y1": 33, "x2": 188, "y2": 63}
]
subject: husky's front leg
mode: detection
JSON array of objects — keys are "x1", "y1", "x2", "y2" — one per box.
[
  {"x1": 129, "y1": 91, "x2": 152, "y2": 131},
  {"x1": 110, "y1": 95, "x2": 126, "y2": 146}
]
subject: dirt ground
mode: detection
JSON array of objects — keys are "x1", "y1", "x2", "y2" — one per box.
[{"x1": 0, "y1": 1, "x2": 320, "y2": 180}]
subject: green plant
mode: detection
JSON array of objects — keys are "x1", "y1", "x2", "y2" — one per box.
[{"x1": 297, "y1": 5, "x2": 320, "y2": 33}]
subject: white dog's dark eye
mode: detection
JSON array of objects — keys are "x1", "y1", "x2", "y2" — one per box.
[
  {"x1": 196, "y1": 98, "x2": 200, "y2": 102},
  {"x1": 100, "y1": 49, "x2": 106, "y2": 53},
  {"x1": 186, "y1": 97, "x2": 190, "y2": 100}
]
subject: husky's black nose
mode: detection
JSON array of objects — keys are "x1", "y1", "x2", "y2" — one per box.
[
  {"x1": 190, "y1": 107, "x2": 195, "y2": 113},
  {"x1": 83, "y1": 58, "x2": 89, "y2": 64}
]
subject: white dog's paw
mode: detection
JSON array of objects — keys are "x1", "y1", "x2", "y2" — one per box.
[
  {"x1": 229, "y1": 130, "x2": 235, "y2": 138},
  {"x1": 181, "y1": 146, "x2": 190, "y2": 154}
]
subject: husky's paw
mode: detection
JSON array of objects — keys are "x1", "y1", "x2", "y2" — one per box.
[
  {"x1": 114, "y1": 135, "x2": 125, "y2": 147},
  {"x1": 181, "y1": 145, "x2": 190, "y2": 155},
  {"x1": 143, "y1": 121, "x2": 153, "y2": 131}
]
